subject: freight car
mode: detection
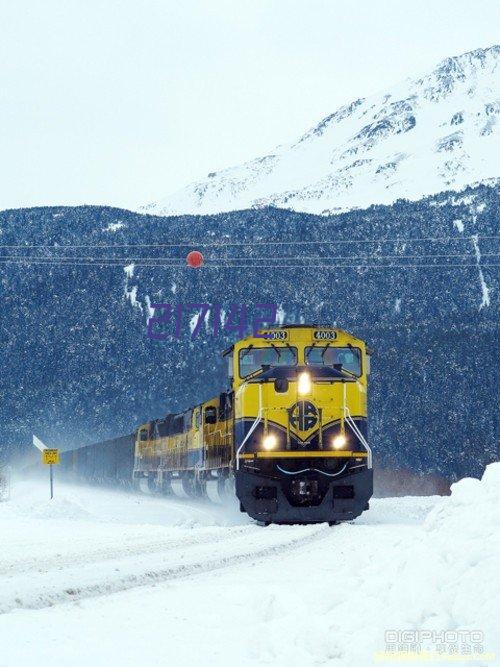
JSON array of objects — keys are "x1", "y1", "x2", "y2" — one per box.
[
  {"x1": 60, "y1": 434, "x2": 135, "y2": 486},
  {"x1": 62, "y1": 325, "x2": 373, "y2": 524}
]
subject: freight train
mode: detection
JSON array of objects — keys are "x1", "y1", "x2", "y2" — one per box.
[{"x1": 60, "y1": 325, "x2": 373, "y2": 524}]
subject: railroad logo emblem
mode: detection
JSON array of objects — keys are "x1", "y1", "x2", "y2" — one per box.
[{"x1": 289, "y1": 401, "x2": 318, "y2": 432}]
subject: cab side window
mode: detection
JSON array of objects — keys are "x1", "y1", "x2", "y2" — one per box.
[{"x1": 204, "y1": 406, "x2": 217, "y2": 424}]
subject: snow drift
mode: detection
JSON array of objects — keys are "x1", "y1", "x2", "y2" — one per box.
[{"x1": 0, "y1": 464, "x2": 498, "y2": 666}]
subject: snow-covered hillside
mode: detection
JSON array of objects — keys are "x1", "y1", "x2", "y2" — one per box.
[
  {"x1": 144, "y1": 45, "x2": 500, "y2": 216},
  {"x1": 1, "y1": 465, "x2": 498, "y2": 666}
]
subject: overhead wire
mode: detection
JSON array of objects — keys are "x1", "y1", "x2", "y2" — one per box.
[
  {"x1": 0, "y1": 234, "x2": 498, "y2": 249},
  {"x1": 0, "y1": 234, "x2": 497, "y2": 270},
  {"x1": 0, "y1": 252, "x2": 498, "y2": 262}
]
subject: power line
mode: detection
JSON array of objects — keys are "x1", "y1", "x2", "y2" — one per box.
[
  {"x1": 0, "y1": 234, "x2": 498, "y2": 249},
  {"x1": 0, "y1": 252, "x2": 497, "y2": 262}
]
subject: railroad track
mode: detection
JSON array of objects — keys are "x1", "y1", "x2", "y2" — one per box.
[{"x1": 0, "y1": 522, "x2": 331, "y2": 614}]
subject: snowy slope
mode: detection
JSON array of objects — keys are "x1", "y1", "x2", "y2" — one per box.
[
  {"x1": 1, "y1": 466, "x2": 499, "y2": 666},
  {"x1": 144, "y1": 45, "x2": 500, "y2": 216}
]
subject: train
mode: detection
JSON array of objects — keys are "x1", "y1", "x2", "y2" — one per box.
[{"x1": 60, "y1": 325, "x2": 373, "y2": 524}]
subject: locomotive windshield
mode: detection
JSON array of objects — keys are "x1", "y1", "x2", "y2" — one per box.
[
  {"x1": 239, "y1": 346, "x2": 297, "y2": 378},
  {"x1": 305, "y1": 345, "x2": 361, "y2": 376}
]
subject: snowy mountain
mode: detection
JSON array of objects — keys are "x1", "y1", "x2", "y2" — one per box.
[{"x1": 144, "y1": 45, "x2": 500, "y2": 216}]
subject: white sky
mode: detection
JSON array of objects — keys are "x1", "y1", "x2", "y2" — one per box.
[{"x1": 0, "y1": 0, "x2": 499, "y2": 211}]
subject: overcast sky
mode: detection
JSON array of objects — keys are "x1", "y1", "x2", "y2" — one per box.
[{"x1": 0, "y1": 0, "x2": 499, "y2": 211}]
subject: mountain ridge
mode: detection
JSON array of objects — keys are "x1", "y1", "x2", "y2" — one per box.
[{"x1": 143, "y1": 45, "x2": 500, "y2": 217}]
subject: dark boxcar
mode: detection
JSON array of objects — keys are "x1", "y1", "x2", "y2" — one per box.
[{"x1": 59, "y1": 433, "x2": 135, "y2": 487}]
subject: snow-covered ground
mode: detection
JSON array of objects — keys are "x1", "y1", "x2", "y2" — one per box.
[{"x1": 0, "y1": 466, "x2": 498, "y2": 666}]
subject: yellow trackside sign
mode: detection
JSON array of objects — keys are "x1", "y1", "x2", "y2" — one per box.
[{"x1": 42, "y1": 449, "x2": 60, "y2": 465}]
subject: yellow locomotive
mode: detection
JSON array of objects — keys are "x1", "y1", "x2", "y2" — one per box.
[{"x1": 134, "y1": 325, "x2": 373, "y2": 524}]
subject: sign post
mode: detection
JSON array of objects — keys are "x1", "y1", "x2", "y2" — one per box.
[
  {"x1": 41, "y1": 448, "x2": 60, "y2": 499},
  {"x1": 33, "y1": 435, "x2": 60, "y2": 500}
]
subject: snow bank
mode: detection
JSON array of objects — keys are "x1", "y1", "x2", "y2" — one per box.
[
  {"x1": 15, "y1": 495, "x2": 95, "y2": 521},
  {"x1": 425, "y1": 461, "x2": 500, "y2": 537},
  {"x1": 423, "y1": 462, "x2": 500, "y2": 657}
]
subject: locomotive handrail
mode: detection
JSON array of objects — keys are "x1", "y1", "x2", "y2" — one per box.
[
  {"x1": 345, "y1": 408, "x2": 372, "y2": 469},
  {"x1": 341, "y1": 381, "x2": 372, "y2": 468},
  {"x1": 235, "y1": 410, "x2": 263, "y2": 470},
  {"x1": 235, "y1": 384, "x2": 263, "y2": 470}
]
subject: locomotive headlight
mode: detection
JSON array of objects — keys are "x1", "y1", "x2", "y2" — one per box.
[
  {"x1": 332, "y1": 434, "x2": 347, "y2": 449},
  {"x1": 298, "y1": 371, "x2": 311, "y2": 395},
  {"x1": 262, "y1": 434, "x2": 278, "y2": 450}
]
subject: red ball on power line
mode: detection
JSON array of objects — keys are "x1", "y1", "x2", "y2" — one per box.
[{"x1": 186, "y1": 250, "x2": 204, "y2": 268}]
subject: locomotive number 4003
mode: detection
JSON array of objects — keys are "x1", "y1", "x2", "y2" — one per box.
[{"x1": 313, "y1": 330, "x2": 337, "y2": 340}]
